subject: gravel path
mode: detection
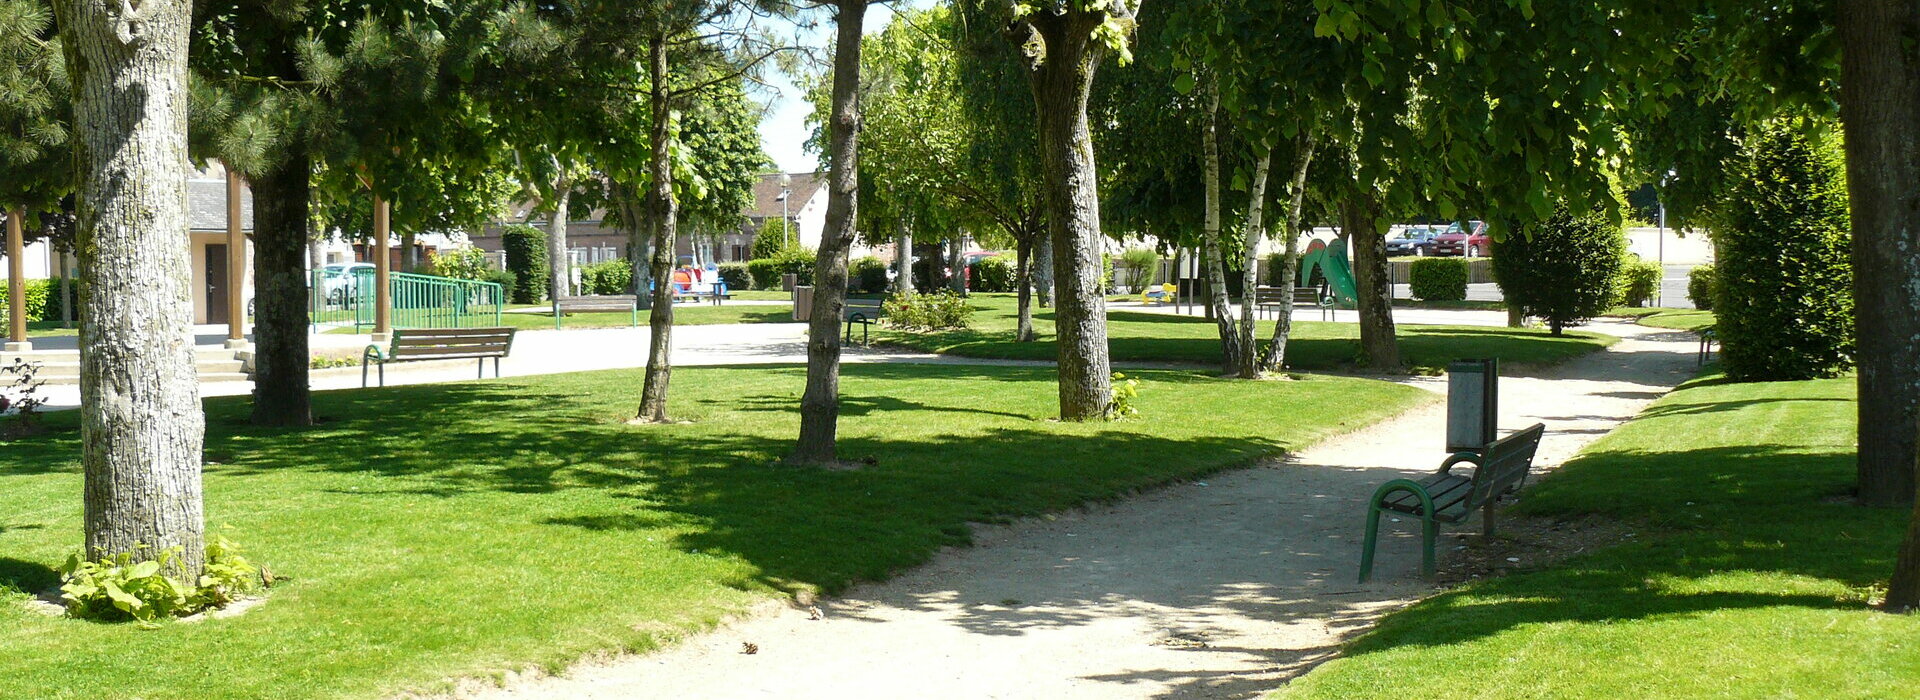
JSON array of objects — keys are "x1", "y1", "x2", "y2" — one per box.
[{"x1": 451, "y1": 320, "x2": 1700, "y2": 700}]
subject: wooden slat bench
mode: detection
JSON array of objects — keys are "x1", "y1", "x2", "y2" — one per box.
[
  {"x1": 552, "y1": 295, "x2": 639, "y2": 329},
  {"x1": 1358, "y1": 422, "x2": 1547, "y2": 582},
  {"x1": 844, "y1": 299, "x2": 885, "y2": 345},
  {"x1": 362, "y1": 327, "x2": 516, "y2": 388},
  {"x1": 1255, "y1": 286, "x2": 1335, "y2": 321}
]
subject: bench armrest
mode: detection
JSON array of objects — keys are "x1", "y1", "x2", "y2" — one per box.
[
  {"x1": 1436, "y1": 451, "x2": 1482, "y2": 476},
  {"x1": 362, "y1": 344, "x2": 386, "y2": 364},
  {"x1": 1369, "y1": 478, "x2": 1436, "y2": 515}
]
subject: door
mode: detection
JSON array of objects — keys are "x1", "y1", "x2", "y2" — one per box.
[{"x1": 206, "y1": 243, "x2": 229, "y2": 325}]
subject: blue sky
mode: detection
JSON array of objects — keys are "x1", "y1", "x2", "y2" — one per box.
[{"x1": 758, "y1": 1, "x2": 935, "y2": 173}]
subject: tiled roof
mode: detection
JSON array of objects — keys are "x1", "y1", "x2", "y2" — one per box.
[
  {"x1": 186, "y1": 175, "x2": 253, "y2": 232},
  {"x1": 749, "y1": 172, "x2": 824, "y2": 219}
]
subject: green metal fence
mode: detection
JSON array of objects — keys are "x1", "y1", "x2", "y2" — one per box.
[{"x1": 310, "y1": 268, "x2": 504, "y2": 333}]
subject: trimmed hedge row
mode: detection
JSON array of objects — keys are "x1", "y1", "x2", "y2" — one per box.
[
  {"x1": 746, "y1": 249, "x2": 816, "y2": 290},
  {"x1": 1408, "y1": 257, "x2": 1468, "y2": 301},
  {"x1": 0, "y1": 278, "x2": 54, "y2": 325},
  {"x1": 500, "y1": 225, "x2": 548, "y2": 304}
]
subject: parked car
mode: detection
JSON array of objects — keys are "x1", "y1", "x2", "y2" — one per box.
[
  {"x1": 1431, "y1": 220, "x2": 1491, "y2": 257},
  {"x1": 319, "y1": 262, "x2": 374, "y2": 304},
  {"x1": 1386, "y1": 226, "x2": 1440, "y2": 256}
]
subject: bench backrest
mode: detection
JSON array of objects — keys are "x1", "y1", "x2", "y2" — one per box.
[
  {"x1": 1255, "y1": 286, "x2": 1326, "y2": 305},
  {"x1": 556, "y1": 295, "x2": 638, "y2": 313},
  {"x1": 1466, "y1": 422, "x2": 1546, "y2": 508},
  {"x1": 388, "y1": 327, "x2": 516, "y2": 360},
  {"x1": 844, "y1": 299, "x2": 885, "y2": 322}
]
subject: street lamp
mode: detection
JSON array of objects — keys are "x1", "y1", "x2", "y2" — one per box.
[{"x1": 777, "y1": 173, "x2": 793, "y2": 248}]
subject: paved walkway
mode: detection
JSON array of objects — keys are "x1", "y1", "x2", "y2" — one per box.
[{"x1": 451, "y1": 320, "x2": 1700, "y2": 700}]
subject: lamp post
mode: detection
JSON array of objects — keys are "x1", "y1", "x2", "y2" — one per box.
[{"x1": 778, "y1": 172, "x2": 792, "y2": 248}]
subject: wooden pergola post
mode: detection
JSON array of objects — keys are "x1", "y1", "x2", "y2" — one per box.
[
  {"x1": 5, "y1": 208, "x2": 27, "y2": 352},
  {"x1": 372, "y1": 194, "x2": 392, "y2": 342},
  {"x1": 225, "y1": 169, "x2": 248, "y2": 349}
]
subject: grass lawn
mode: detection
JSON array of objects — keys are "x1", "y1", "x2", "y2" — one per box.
[
  {"x1": 1273, "y1": 373, "x2": 1919, "y2": 698},
  {"x1": 1635, "y1": 308, "x2": 1715, "y2": 332},
  {"x1": 324, "y1": 303, "x2": 795, "y2": 334},
  {"x1": 889, "y1": 294, "x2": 1613, "y2": 372},
  {"x1": 11, "y1": 321, "x2": 76, "y2": 338},
  {"x1": 0, "y1": 363, "x2": 1428, "y2": 699}
]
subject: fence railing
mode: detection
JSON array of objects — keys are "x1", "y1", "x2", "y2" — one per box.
[{"x1": 310, "y1": 268, "x2": 504, "y2": 334}]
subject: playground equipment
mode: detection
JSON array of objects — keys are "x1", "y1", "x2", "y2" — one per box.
[
  {"x1": 1300, "y1": 237, "x2": 1360, "y2": 308},
  {"x1": 1140, "y1": 283, "x2": 1177, "y2": 305}
]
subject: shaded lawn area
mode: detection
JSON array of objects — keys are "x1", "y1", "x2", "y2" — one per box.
[
  {"x1": 1274, "y1": 374, "x2": 1920, "y2": 699},
  {"x1": 1635, "y1": 308, "x2": 1715, "y2": 332},
  {"x1": 0, "y1": 363, "x2": 1428, "y2": 699},
  {"x1": 323, "y1": 303, "x2": 795, "y2": 334},
  {"x1": 888, "y1": 295, "x2": 1613, "y2": 371}
]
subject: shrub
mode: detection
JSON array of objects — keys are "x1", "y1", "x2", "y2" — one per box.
[
  {"x1": 717, "y1": 262, "x2": 752, "y2": 291},
  {"x1": 428, "y1": 246, "x2": 491, "y2": 281},
  {"x1": 1616, "y1": 257, "x2": 1663, "y2": 307},
  {"x1": 882, "y1": 290, "x2": 974, "y2": 331},
  {"x1": 1408, "y1": 257, "x2": 1469, "y2": 301},
  {"x1": 499, "y1": 225, "x2": 548, "y2": 304},
  {"x1": 1491, "y1": 204, "x2": 1628, "y2": 334},
  {"x1": 751, "y1": 218, "x2": 795, "y2": 259},
  {"x1": 746, "y1": 248, "x2": 816, "y2": 290},
  {"x1": 1100, "y1": 253, "x2": 1115, "y2": 294},
  {"x1": 1688, "y1": 264, "x2": 1716, "y2": 311},
  {"x1": 1, "y1": 357, "x2": 47, "y2": 437},
  {"x1": 1119, "y1": 248, "x2": 1159, "y2": 289},
  {"x1": 580, "y1": 259, "x2": 633, "y2": 295},
  {"x1": 0, "y1": 277, "x2": 52, "y2": 326},
  {"x1": 57, "y1": 537, "x2": 262, "y2": 622},
  {"x1": 970, "y1": 255, "x2": 1014, "y2": 293},
  {"x1": 481, "y1": 269, "x2": 516, "y2": 304},
  {"x1": 1710, "y1": 121, "x2": 1853, "y2": 380},
  {"x1": 851, "y1": 257, "x2": 890, "y2": 294}
]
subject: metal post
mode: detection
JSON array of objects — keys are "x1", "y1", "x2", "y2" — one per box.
[
  {"x1": 373, "y1": 194, "x2": 392, "y2": 342},
  {"x1": 1656, "y1": 200, "x2": 1667, "y2": 307},
  {"x1": 226, "y1": 169, "x2": 248, "y2": 348},
  {"x1": 5, "y1": 208, "x2": 27, "y2": 351}
]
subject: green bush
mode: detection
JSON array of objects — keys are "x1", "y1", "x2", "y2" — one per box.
[
  {"x1": 1688, "y1": 264, "x2": 1716, "y2": 311},
  {"x1": 57, "y1": 538, "x2": 261, "y2": 622},
  {"x1": 1119, "y1": 248, "x2": 1159, "y2": 288},
  {"x1": 1617, "y1": 257, "x2": 1663, "y2": 307},
  {"x1": 1710, "y1": 121, "x2": 1854, "y2": 380},
  {"x1": 579, "y1": 259, "x2": 633, "y2": 296},
  {"x1": 1491, "y1": 204, "x2": 1628, "y2": 334},
  {"x1": 970, "y1": 255, "x2": 1014, "y2": 293},
  {"x1": 851, "y1": 257, "x2": 890, "y2": 294},
  {"x1": 1408, "y1": 257, "x2": 1468, "y2": 301},
  {"x1": 717, "y1": 262, "x2": 751, "y2": 291},
  {"x1": 0, "y1": 278, "x2": 52, "y2": 326},
  {"x1": 428, "y1": 247, "x2": 490, "y2": 281},
  {"x1": 481, "y1": 269, "x2": 516, "y2": 303},
  {"x1": 882, "y1": 290, "x2": 974, "y2": 331},
  {"x1": 746, "y1": 248, "x2": 816, "y2": 290},
  {"x1": 752, "y1": 218, "x2": 794, "y2": 259},
  {"x1": 499, "y1": 225, "x2": 548, "y2": 304}
]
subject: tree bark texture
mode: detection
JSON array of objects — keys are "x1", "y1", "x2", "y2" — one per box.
[
  {"x1": 1198, "y1": 95, "x2": 1247, "y2": 375},
  {"x1": 792, "y1": 0, "x2": 866, "y2": 465},
  {"x1": 619, "y1": 183, "x2": 653, "y2": 309},
  {"x1": 1015, "y1": 234, "x2": 1036, "y2": 342},
  {"x1": 948, "y1": 235, "x2": 966, "y2": 295},
  {"x1": 548, "y1": 181, "x2": 571, "y2": 301},
  {"x1": 248, "y1": 151, "x2": 313, "y2": 427},
  {"x1": 636, "y1": 35, "x2": 677, "y2": 423},
  {"x1": 1023, "y1": 12, "x2": 1115, "y2": 420},
  {"x1": 1342, "y1": 195, "x2": 1400, "y2": 368},
  {"x1": 1035, "y1": 235, "x2": 1054, "y2": 307},
  {"x1": 1837, "y1": 0, "x2": 1920, "y2": 511},
  {"x1": 894, "y1": 223, "x2": 911, "y2": 295},
  {"x1": 1233, "y1": 152, "x2": 1273, "y2": 378},
  {"x1": 1260, "y1": 134, "x2": 1316, "y2": 372},
  {"x1": 55, "y1": 0, "x2": 206, "y2": 577}
]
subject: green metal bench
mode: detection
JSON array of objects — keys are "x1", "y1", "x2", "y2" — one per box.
[
  {"x1": 844, "y1": 299, "x2": 885, "y2": 345},
  {"x1": 362, "y1": 327, "x2": 516, "y2": 388},
  {"x1": 1358, "y1": 422, "x2": 1546, "y2": 582}
]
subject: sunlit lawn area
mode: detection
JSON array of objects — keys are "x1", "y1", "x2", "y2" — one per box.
[
  {"x1": 1274, "y1": 373, "x2": 1919, "y2": 698},
  {"x1": 320, "y1": 303, "x2": 795, "y2": 334},
  {"x1": 886, "y1": 294, "x2": 1614, "y2": 372},
  {"x1": 0, "y1": 363, "x2": 1427, "y2": 699}
]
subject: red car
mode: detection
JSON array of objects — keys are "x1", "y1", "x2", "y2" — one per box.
[{"x1": 1431, "y1": 220, "x2": 1490, "y2": 257}]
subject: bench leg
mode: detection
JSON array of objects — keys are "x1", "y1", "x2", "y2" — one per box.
[
  {"x1": 1483, "y1": 501, "x2": 1497, "y2": 538},
  {"x1": 1359, "y1": 503, "x2": 1385, "y2": 583},
  {"x1": 361, "y1": 360, "x2": 369, "y2": 389},
  {"x1": 494, "y1": 356, "x2": 502, "y2": 378},
  {"x1": 478, "y1": 358, "x2": 485, "y2": 379}
]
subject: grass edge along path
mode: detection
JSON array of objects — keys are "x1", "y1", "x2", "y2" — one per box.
[
  {"x1": 1272, "y1": 373, "x2": 1918, "y2": 699},
  {"x1": 0, "y1": 363, "x2": 1429, "y2": 700}
]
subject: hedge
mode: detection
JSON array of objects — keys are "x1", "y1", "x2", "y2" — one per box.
[
  {"x1": 499, "y1": 225, "x2": 548, "y2": 304},
  {"x1": 1491, "y1": 205, "x2": 1627, "y2": 334},
  {"x1": 1688, "y1": 264, "x2": 1716, "y2": 311},
  {"x1": 970, "y1": 255, "x2": 1014, "y2": 293},
  {"x1": 1710, "y1": 121, "x2": 1853, "y2": 380},
  {"x1": 851, "y1": 257, "x2": 889, "y2": 294},
  {"x1": 1617, "y1": 257, "x2": 1663, "y2": 307},
  {"x1": 752, "y1": 218, "x2": 794, "y2": 259},
  {"x1": 580, "y1": 259, "x2": 632, "y2": 296},
  {"x1": 717, "y1": 263, "x2": 751, "y2": 291},
  {"x1": 0, "y1": 278, "x2": 53, "y2": 326},
  {"x1": 1408, "y1": 257, "x2": 1468, "y2": 301},
  {"x1": 746, "y1": 248, "x2": 816, "y2": 290}
]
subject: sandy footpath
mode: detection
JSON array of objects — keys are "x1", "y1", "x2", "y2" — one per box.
[{"x1": 449, "y1": 321, "x2": 1700, "y2": 700}]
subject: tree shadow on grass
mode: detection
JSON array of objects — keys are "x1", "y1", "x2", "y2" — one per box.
[{"x1": 0, "y1": 557, "x2": 58, "y2": 596}]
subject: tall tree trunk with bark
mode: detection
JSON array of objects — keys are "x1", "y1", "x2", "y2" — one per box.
[
  {"x1": 1839, "y1": 0, "x2": 1920, "y2": 611},
  {"x1": 55, "y1": 0, "x2": 206, "y2": 578},
  {"x1": 548, "y1": 181, "x2": 571, "y2": 301},
  {"x1": 894, "y1": 222, "x2": 911, "y2": 295},
  {"x1": 636, "y1": 35, "x2": 678, "y2": 423},
  {"x1": 1021, "y1": 12, "x2": 1116, "y2": 420},
  {"x1": 400, "y1": 230, "x2": 417, "y2": 272},
  {"x1": 1034, "y1": 235, "x2": 1054, "y2": 307},
  {"x1": 1198, "y1": 95, "x2": 1246, "y2": 374},
  {"x1": 249, "y1": 150, "x2": 313, "y2": 427},
  {"x1": 948, "y1": 235, "x2": 966, "y2": 295},
  {"x1": 1015, "y1": 233, "x2": 1036, "y2": 342},
  {"x1": 619, "y1": 183, "x2": 653, "y2": 309},
  {"x1": 1233, "y1": 152, "x2": 1273, "y2": 378},
  {"x1": 791, "y1": 0, "x2": 866, "y2": 466},
  {"x1": 1343, "y1": 194, "x2": 1400, "y2": 369},
  {"x1": 1260, "y1": 133, "x2": 1316, "y2": 372}
]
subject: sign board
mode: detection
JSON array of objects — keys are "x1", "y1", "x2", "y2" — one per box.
[{"x1": 1446, "y1": 359, "x2": 1499, "y2": 452}]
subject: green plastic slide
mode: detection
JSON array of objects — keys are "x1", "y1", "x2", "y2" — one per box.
[{"x1": 1301, "y1": 237, "x2": 1359, "y2": 307}]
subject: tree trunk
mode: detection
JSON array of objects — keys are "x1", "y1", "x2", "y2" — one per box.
[
  {"x1": 1035, "y1": 234, "x2": 1054, "y2": 307},
  {"x1": 55, "y1": 0, "x2": 206, "y2": 578},
  {"x1": 1508, "y1": 305, "x2": 1526, "y2": 328},
  {"x1": 308, "y1": 234, "x2": 323, "y2": 271},
  {"x1": 1199, "y1": 93, "x2": 1245, "y2": 374},
  {"x1": 619, "y1": 183, "x2": 652, "y2": 309},
  {"x1": 400, "y1": 230, "x2": 417, "y2": 272},
  {"x1": 948, "y1": 235, "x2": 967, "y2": 295},
  {"x1": 1260, "y1": 133, "x2": 1316, "y2": 372},
  {"x1": 1233, "y1": 152, "x2": 1273, "y2": 379},
  {"x1": 791, "y1": 0, "x2": 866, "y2": 466},
  {"x1": 894, "y1": 222, "x2": 911, "y2": 295},
  {"x1": 58, "y1": 245, "x2": 72, "y2": 326},
  {"x1": 248, "y1": 150, "x2": 313, "y2": 427},
  {"x1": 1343, "y1": 195, "x2": 1400, "y2": 369},
  {"x1": 548, "y1": 181, "x2": 571, "y2": 301},
  {"x1": 636, "y1": 35, "x2": 678, "y2": 423},
  {"x1": 1837, "y1": 0, "x2": 1920, "y2": 512},
  {"x1": 1015, "y1": 233, "x2": 1036, "y2": 342},
  {"x1": 1024, "y1": 14, "x2": 1113, "y2": 420}
]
